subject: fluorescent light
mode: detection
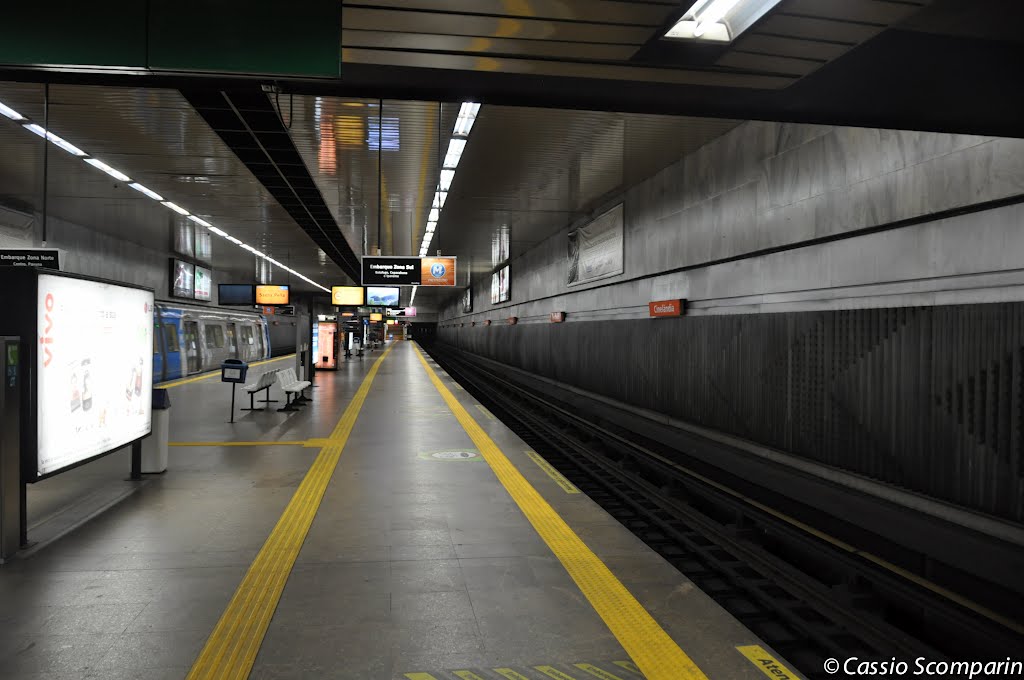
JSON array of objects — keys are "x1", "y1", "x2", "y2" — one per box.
[
  {"x1": 162, "y1": 201, "x2": 189, "y2": 216},
  {"x1": 0, "y1": 102, "x2": 25, "y2": 121},
  {"x1": 128, "y1": 182, "x2": 164, "y2": 201},
  {"x1": 440, "y1": 169, "x2": 455, "y2": 192},
  {"x1": 428, "y1": 208, "x2": 440, "y2": 223},
  {"x1": 433, "y1": 191, "x2": 447, "y2": 209},
  {"x1": 227, "y1": 236, "x2": 243, "y2": 245},
  {"x1": 665, "y1": 0, "x2": 780, "y2": 42},
  {"x1": 24, "y1": 123, "x2": 87, "y2": 156},
  {"x1": 83, "y1": 158, "x2": 131, "y2": 182},
  {"x1": 426, "y1": 221, "x2": 437, "y2": 233},
  {"x1": 693, "y1": 0, "x2": 742, "y2": 34},
  {"x1": 208, "y1": 226, "x2": 227, "y2": 237},
  {"x1": 187, "y1": 215, "x2": 212, "y2": 227},
  {"x1": 443, "y1": 138, "x2": 466, "y2": 169},
  {"x1": 453, "y1": 102, "x2": 480, "y2": 137}
]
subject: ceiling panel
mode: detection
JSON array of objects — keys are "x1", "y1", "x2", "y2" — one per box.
[{"x1": 0, "y1": 82, "x2": 345, "y2": 291}]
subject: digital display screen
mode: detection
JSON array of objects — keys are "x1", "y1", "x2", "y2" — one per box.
[
  {"x1": 172, "y1": 259, "x2": 194, "y2": 299},
  {"x1": 491, "y1": 265, "x2": 509, "y2": 304},
  {"x1": 369, "y1": 313, "x2": 383, "y2": 322},
  {"x1": 36, "y1": 274, "x2": 154, "y2": 477},
  {"x1": 332, "y1": 286, "x2": 364, "y2": 306},
  {"x1": 256, "y1": 285, "x2": 289, "y2": 305},
  {"x1": 218, "y1": 284, "x2": 255, "y2": 306},
  {"x1": 366, "y1": 286, "x2": 399, "y2": 307},
  {"x1": 194, "y1": 266, "x2": 212, "y2": 301}
]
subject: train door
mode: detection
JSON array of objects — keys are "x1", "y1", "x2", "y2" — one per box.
[
  {"x1": 153, "y1": 320, "x2": 165, "y2": 383},
  {"x1": 184, "y1": 320, "x2": 201, "y2": 374},
  {"x1": 226, "y1": 323, "x2": 238, "y2": 359}
]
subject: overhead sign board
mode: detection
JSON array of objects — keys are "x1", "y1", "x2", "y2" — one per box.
[
  {"x1": 0, "y1": 249, "x2": 60, "y2": 270},
  {"x1": 649, "y1": 299, "x2": 686, "y2": 318},
  {"x1": 331, "y1": 286, "x2": 364, "y2": 306},
  {"x1": 362, "y1": 256, "x2": 456, "y2": 286},
  {"x1": 256, "y1": 285, "x2": 289, "y2": 305}
]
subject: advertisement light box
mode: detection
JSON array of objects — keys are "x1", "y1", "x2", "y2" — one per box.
[
  {"x1": 369, "y1": 313, "x2": 383, "y2": 322},
  {"x1": 366, "y1": 286, "x2": 399, "y2": 307},
  {"x1": 36, "y1": 273, "x2": 154, "y2": 478},
  {"x1": 256, "y1": 285, "x2": 290, "y2": 305},
  {"x1": 361, "y1": 256, "x2": 456, "y2": 286},
  {"x1": 194, "y1": 265, "x2": 212, "y2": 301},
  {"x1": 332, "y1": 286, "x2": 364, "y2": 306},
  {"x1": 171, "y1": 259, "x2": 194, "y2": 299}
]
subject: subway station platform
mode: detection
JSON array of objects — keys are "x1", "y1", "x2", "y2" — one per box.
[{"x1": 0, "y1": 341, "x2": 801, "y2": 680}]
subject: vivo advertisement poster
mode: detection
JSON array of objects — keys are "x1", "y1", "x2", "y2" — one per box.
[{"x1": 36, "y1": 274, "x2": 154, "y2": 477}]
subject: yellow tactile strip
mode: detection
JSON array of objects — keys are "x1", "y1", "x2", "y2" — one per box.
[
  {"x1": 186, "y1": 346, "x2": 393, "y2": 680},
  {"x1": 412, "y1": 345, "x2": 708, "y2": 680}
]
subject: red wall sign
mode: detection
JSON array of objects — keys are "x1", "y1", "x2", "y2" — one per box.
[
  {"x1": 649, "y1": 299, "x2": 685, "y2": 317},
  {"x1": 549, "y1": 312, "x2": 566, "y2": 323},
  {"x1": 483, "y1": 319, "x2": 492, "y2": 326},
  {"x1": 507, "y1": 316, "x2": 518, "y2": 325}
]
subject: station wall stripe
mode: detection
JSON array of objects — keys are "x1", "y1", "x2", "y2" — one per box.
[
  {"x1": 186, "y1": 346, "x2": 392, "y2": 680},
  {"x1": 158, "y1": 354, "x2": 295, "y2": 389},
  {"x1": 412, "y1": 344, "x2": 708, "y2": 680}
]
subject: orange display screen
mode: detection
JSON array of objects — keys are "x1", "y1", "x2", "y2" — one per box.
[
  {"x1": 370, "y1": 313, "x2": 383, "y2": 322},
  {"x1": 256, "y1": 285, "x2": 289, "y2": 305},
  {"x1": 331, "y1": 286, "x2": 364, "y2": 306}
]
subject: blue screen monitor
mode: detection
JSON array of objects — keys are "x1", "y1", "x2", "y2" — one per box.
[{"x1": 366, "y1": 286, "x2": 399, "y2": 307}]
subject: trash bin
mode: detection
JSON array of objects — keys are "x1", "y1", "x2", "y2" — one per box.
[{"x1": 141, "y1": 388, "x2": 171, "y2": 473}]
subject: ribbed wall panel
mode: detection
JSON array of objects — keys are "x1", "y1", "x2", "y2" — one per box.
[{"x1": 438, "y1": 303, "x2": 1024, "y2": 522}]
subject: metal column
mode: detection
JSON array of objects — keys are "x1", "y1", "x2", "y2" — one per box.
[{"x1": 0, "y1": 337, "x2": 22, "y2": 562}]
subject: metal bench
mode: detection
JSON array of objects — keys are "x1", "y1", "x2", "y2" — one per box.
[
  {"x1": 276, "y1": 368, "x2": 312, "y2": 412},
  {"x1": 240, "y1": 370, "x2": 279, "y2": 411}
]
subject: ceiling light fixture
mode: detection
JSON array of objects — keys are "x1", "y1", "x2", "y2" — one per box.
[
  {"x1": 0, "y1": 102, "x2": 25, "y2": 121},
  {"x1": 663, "y1": 0, "x2": 782, "y2": 42},
  {"x1": 83, "y1": 158, "x2": 131, "y2": 182},
  {"x1": 24, "y1": 123, "x2": 87, "y2": 156},
  {"x1": 161, "y1": 201, "x2": 190, "y2": 216},
  {"x1": 128, "y1": 182, "x2": 164, "y2": 201},
  {"x1": 187, "y1": 215, "x2": 212, "y2": 227}
]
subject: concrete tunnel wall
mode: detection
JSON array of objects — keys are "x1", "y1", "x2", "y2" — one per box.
[{"x1": 436, "y1": 120, "x2": 1024, "y2": 522}]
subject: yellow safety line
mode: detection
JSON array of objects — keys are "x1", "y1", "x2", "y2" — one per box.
[
  {"x1": 158, "y1": 354, "x2": 295, "y2": 389},
  {"x1": 186, "y1": 346, "x2": 392, "y2": 680},
  {"x1": 575, "y1": 663, "x2": 628, "y2": 680},
  {"x1": 169, "y1": 441, "x2": 307, "y2": 447},
  {"x1": 526, "y1": 450, "x2": 581, "y2": 494},
  {"x1": 412, "y1": 344, "x2": 708, "y2": 680}
]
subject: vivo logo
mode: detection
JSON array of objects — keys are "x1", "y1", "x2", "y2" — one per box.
[{"x1": 40, "y1": 292, "x2": 54, "y2": 367}]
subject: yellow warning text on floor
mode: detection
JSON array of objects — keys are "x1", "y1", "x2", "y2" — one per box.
[
  {"x1": 575, "y1": 663, "x2": 627, "y2": 680},
  {"x1": 414, "y1": 341, "x2": 707, "y2": 680},
  {"x1": 404, "y1": 674, "x2": 439, "y2": 680},
  {"x1": 536, "y1": 667, "x2": 580, "y2": 680},
  {"x1": 737, "y1": 645, "x2": 800, "y2": 680},
  {"x1": 526, "y1": 450, "x2": 580, "y2": 494},
  {"x1": 454, "y1": 671, "x2": 488, "y2": 680},
  {"x1": 494, "y1": 669, "x2": 533, "y2": 680},
  {"x1": 613, "y1": 660, "x2": 643, "y2": 676}
]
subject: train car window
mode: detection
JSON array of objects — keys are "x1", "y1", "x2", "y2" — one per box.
[
  {"x1": 211, "y1": 325, "x2": 225, "y2": 348},
  {"x1": 164, "y1": 325, "x2": 180, "y2": 352},
  {"x1": 205, "y1": 328, "x2": 216, "y2": 349},
  {"x1": 241, "y1": 326, "x2": 254, "y2": 345}
]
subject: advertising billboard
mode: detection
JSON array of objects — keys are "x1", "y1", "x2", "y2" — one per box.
[
  {"x1": 568, "y1": 204, "x2": 624, "y2": 286},
  {"x1": 256, "y1": 285, "x2": 290, "y2": 305},
  {"x1": 36, "y1": 274, "x2": 154, "y2": 478},
  {"x1": 491, "y1": 265, "x2": 509, "y2": 304},
  {"x1": 366, "y1": 286, "x2": 399, "y2": 307},
  {"x1": 171, "y1": 259, "x2": 194, "y2": 299},
  {"x1": 194, "y1": 265, "x2": 212, "y2": 301},
  {"x1": 332, "y1": 286, "x2": 364, "y2": 306},
  {"x1": 420, "y1": 257, "x2": 456, "y2": 286}
]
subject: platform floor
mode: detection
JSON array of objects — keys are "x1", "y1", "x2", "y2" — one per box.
[{"x1": 0, "y1": 342, "x2": 802, "y2": 680}]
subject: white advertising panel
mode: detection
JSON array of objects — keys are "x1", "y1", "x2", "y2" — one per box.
[
  {"x1": 194, "y1": 265, "x2": 212, "y2": 301},
  {"x1": 36, "y1": 274, "x2": 154, "y2": 477},
  {"x1": 567, "y1": 203, "x2": 624, "y2": 286}
]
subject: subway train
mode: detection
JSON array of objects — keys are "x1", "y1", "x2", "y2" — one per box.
[{"x1": 153, "y1": 302, "x2": 273, "y2": 382}]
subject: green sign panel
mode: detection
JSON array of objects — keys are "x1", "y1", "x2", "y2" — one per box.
[{"x1": 0, "y1": 0, "x2": 341, "y2": 79}]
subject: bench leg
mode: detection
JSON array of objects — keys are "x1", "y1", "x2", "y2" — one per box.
[
  {"x1": 277, "y1": 392, "x2": 300, "y2": 412},
  {"x1": 240, "y1": 390, "x2": 264, "y2": 411},
  {"x1": 258, "y1": 386, "x2": 278, "y2": 403},
  {"x1": 294, "y1": 390, "x2": 311, "y2": 404}
]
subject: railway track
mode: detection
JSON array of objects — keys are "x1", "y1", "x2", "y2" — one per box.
[{"x1": 424, "y1": 345, "x2": 1024, "y2": 680}]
